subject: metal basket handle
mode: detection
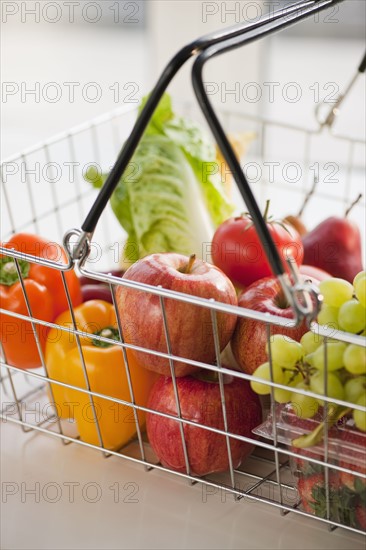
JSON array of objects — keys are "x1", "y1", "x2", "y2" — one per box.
[
  {"x1": 316, "y1": 50, "x2": 366, "y2": 130},
  {"x1": 65, "y1": 0, "x2": 343, "y2": 322}
]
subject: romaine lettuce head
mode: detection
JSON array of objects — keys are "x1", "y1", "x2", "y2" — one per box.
[
  {"x1": 111, "y1": 134, "x2": 221, "y2": 264},
  {"x1": 86, "y1": 94, "x2": 234, "y2": 265}
]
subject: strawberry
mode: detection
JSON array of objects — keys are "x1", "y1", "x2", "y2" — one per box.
[
  {"x1": 338, "y1": 427, "x2": 366, "y2": 493},
  {"x1": 355, "y1": 501, "x2": 366, "y2": 531},
  {"x1": 297, "y1": 471, "x2": 339, "y2": 519},
  {"x1": 291, "y1": 446, "x2": 325, "y2": 477},
  {"x1": 284, "y1": 406, "x2": 324, "y2": 431},
  {"x1": 337, "y1": 489, "x2": 366, "y2": 531}
]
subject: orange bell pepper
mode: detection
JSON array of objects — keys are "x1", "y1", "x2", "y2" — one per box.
[
  {"x1": 0, "y1": 233, "x2": 82, "y2": 369},
  {"x1": 45, "y1": 300, "x2": 157, "y2": 451}
]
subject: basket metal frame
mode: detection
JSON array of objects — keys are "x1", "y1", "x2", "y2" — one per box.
[
  {"x1": 1, "y1": 104, "x2": 365, "y2": 536},
  {"x1": 1, "y1": 0, "x2": 366, "y2": 538}
]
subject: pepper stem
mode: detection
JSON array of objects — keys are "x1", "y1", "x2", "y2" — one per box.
[
  {"x1": 92, "y1": 326, "x2": 120, "y2": 348},
  {"x1": 0, "y1": 257, "x2": 30, "y2": 286}
]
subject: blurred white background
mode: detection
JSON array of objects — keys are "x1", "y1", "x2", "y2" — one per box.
[
  {"x1": 1, "y1": 0, "x2": 365, "y2": 254},
  {"x1": 2, "y1": 0, "x2": 365, "y2": 158}
]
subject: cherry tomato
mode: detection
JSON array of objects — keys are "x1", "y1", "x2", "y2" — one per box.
[{"x1": 211, "y1": 214, "x2": 303, "y2": 287}]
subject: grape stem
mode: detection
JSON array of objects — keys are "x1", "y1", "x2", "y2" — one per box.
[
  {"x1": 296, "y1": 359, "x2": 309, "y2": 384},
  {"x1": 292, "y1": 406, "x2": 351, "y2": 448}
]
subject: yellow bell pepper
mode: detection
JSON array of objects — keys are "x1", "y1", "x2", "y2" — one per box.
[{"x1": 45, "y1": 300, "x2": 157, "y2": 450}]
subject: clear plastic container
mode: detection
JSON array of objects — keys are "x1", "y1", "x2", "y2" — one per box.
[{"x1": 254, "y1": 404, "x2": 366, "y2": 531}]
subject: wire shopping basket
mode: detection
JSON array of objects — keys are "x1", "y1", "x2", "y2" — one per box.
[{"x1": 1, "y1": 0, "x2": 365, "y2": 536}]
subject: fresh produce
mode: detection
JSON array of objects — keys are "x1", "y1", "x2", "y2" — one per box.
[
  {"x1": 309, "y1": 371, "x2": 345, "y2": 404},
  {"x1": 290, "y1": 383, "x2": 319, "y2": 419},
  {"x1": 338, "y1": 428, "x2": 366, "y2": 492},
  {"x1": 266, "y1": 334, "x2": 304, "y2": 368},
  {"x1": 290, "y1": 421, "x2": 366, "y2": 531},
  {"x1": 45, "y1": 300, "x2": 157, "y2": 450},
  {"x1": 146, "y1": 373, "x2": 262, "y2": 476},
  {"x1": 300, "y1": 331, "x2": 324, "y2": 354},
  {"x1": 250, "y1": 328, "x2": 365, "y2": 426},
  {"x1": 116, "y1": 253, "x2": 238, "y2": 377},
  {"x1": 344, "y1": 376, "x2": 366, "y2": 404},
  {"x1": 247, "y1": 271, "x2": 366, "y2": 428},
  {"x1": 249, "y1": 361, "x2": 283, "y2": 395},
  {"x1": 231, "y1": 277, "x2": 308, "y2": 375},
  {"x1": 317, "y1": 304, "x2": 340, "y2": 329},
  {"x1": 275, "y1": 369, "x2": 302, "y2": 403},
  {"x1": 81, "y1": 284, "x2": 114, "y2": 303},
  {"x1": 297, "y1": 471, "x2": 339, "y2": 517},
  {"x1": 319, "y1": 278, "x2": 354, "y2": 308},
  {"x1": 338, "y1": 300, "x2": 366, "y2": 333},
  {"x1": 354, "y1": 394, "x2": 366, "y2": 432},
  {"x1": 302, "y1": 195, "x2": 364, "y2": 283},
  {"x1": 299, "y1": 264, "x2": 331, "y2": 282},
  {"x1": 78, "y1": 269, "x2": 124, "y2": 287},
  {"x1": 308, "y1": 341, "x2": 347, "y2": 371},
  {"x1": 0, "y1": 233, "x2": 82, "y2": 369},
  {"x1": 355, "y1": 505, "x2": 366, "y2": 531},
  {"x1": 354, "y1": 271, "x2": 366, "y2": 308},
  {"x1": 344, "y1": 345, "x2": 366, "y2": 375},
  {"x1": 254, "y1": 406, "x2": 366, "y2": 529},
  {"x1": 317, "y1": 276, "x2": 366, "y2": 336},
  {"x1": 211, "y1": 201, "x2": 304, "y2": 288},
  {"x1": 79, "y1": 269, "x2": 125, "y2": 304},
  {"x1": 283, "y1": 215, "x2": 307, "y2": 239},
  {"x1": 86, "y1": 94, "x2": 233, "y2": 265}
]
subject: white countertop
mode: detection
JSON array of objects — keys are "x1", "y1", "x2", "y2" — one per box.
[{"x1": 1, "y1": 420, "x2": 365, "y2": 550}]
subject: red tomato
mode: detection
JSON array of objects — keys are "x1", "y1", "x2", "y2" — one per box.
[{"x1": 211, "y1": 215, "x2": 304, "y2": 287}]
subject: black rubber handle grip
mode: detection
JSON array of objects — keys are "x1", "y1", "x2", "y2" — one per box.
[{"x1": 358, "y1": 51, "x2": 366, "y2": 74}]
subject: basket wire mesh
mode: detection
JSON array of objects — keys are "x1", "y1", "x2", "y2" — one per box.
[{"x1": 1, "y1": 0, "x2": 366, "y2": 537}]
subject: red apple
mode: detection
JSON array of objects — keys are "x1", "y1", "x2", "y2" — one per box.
[
  {"x1": 79, "y1": 269, "x2": 125, "y2": 303},
  {"x1": 116, "y1": 253, "x2": 238, "y2": 377},
  {"x1": 299, "y1": 264, "x2": 331, "y2": 283},
  {"x1": 231, "y1": 277, "x2": 308, "y2": 375},
  {"x1": 78, "y1": 269, "x2": 124, "y2": 287},
  {"x1": 81, "y1": 284, "x2": 113, "y2": 303},
  {"x1": 302, "y1": 215, "x2": 363, "y2": 283},
  {"x1": 146, "y1": 372, "x2": 262, "y2": 476}
]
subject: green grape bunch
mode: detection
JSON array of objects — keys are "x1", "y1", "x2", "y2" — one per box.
[{"x1": 250, "y1": 271, "x2": 366, "y2": 431}]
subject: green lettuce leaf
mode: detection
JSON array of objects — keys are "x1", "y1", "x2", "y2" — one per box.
[{"x1": 86, "y1": 93, "x2": 234, "y2": 265}]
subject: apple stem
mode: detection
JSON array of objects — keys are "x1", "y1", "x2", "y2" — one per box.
[
  {"x1": 185, "y1": 254, "x2": 196, "y2": 274},
  {"x1": 263, "y1": 200, "x2": 271, "y2": 222},
  {"x1": 210, "y1": 371, "x2": 219, "y2": 383},
  {"x1": 345, "y1": 193, "x2": 362, "y2": 217},
  {"x1": 194, "y1": 370, "x2": 220, "y2": 383},
  {"x1": 298, "y1": 175, "x2": 318, "y2": 217}
]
